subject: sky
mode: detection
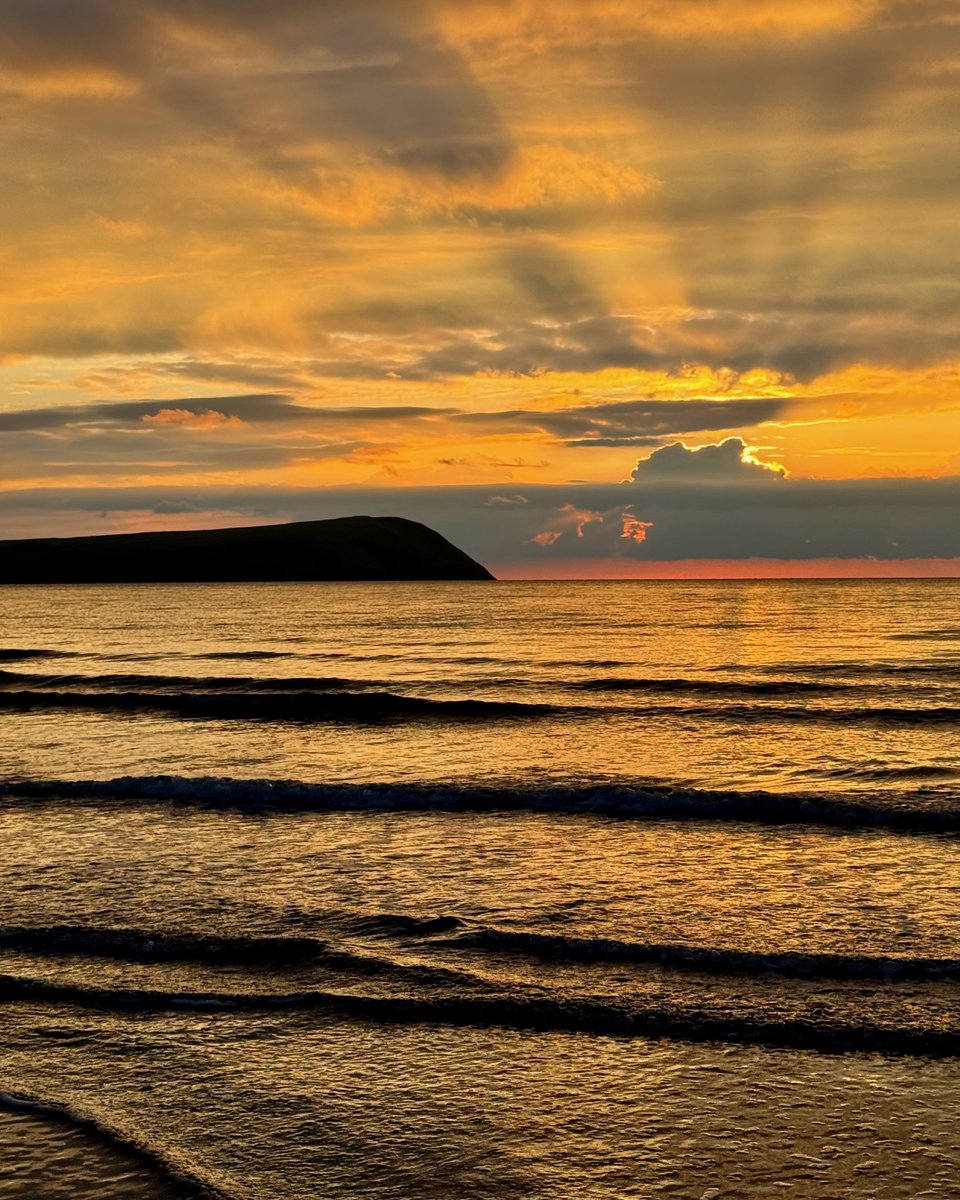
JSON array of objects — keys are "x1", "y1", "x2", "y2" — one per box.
[{"x1": 1, "y1": 0, "x2": 959, "y2": 576}]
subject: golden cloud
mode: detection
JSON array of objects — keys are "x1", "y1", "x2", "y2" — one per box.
[
  {"x1": 141, "y1": 408, "x2": 247, "y2": 429},
  {"x1": 259, "y1": 143, "x2": 658, "y2": 228}
]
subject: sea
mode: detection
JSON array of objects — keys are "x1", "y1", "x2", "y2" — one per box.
[{"x1": 0, "y1": 578, "x2": 958, "y2": 1200}]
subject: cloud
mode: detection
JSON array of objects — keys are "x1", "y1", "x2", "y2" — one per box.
[
  {"x1": 0, "y1": 394, "x2": 454, "y2": 433},
  {"x1": 631, "y1": 438, "x2": 787, "y2": 482},
  {"x1": 511, "y1": 399, "x2": 788, "y2": 445},
  {"x1": 0, "y1": 387, "x2": 791, "y2": 486},
  {"x1": 529, "y1": 504, "x2": 653, "y2": 552},
  {"x1": 287, "y1": 145, "x2": 656, "y2": 228},
  {"x1": 151, "y1": 499, "x2": 203, "y2": 515},
  {"x1": 141, "y1": 408, "x2": 247, "y2": 429},
  {"x1": 621, "y1": 515, "x2": 654, "y2": 543},
  {"x1": 0, "y1": 0, "x2": 515, "y2": 182},
  {"x1": 1, "y1": 0, "x2": 960, "y2": 512},
  {"x1": 0, "y1": 390, "x2": 785, "y2": 448},
  {"x1": 485, "y1": 494, "x2": 528, "y2": 507}
]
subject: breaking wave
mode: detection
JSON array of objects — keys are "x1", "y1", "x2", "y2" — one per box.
[
  {"x1": 0, "y1": 973, "x2": 956, "y2": 1058},
  {"x1": 435, "y1": 928, "x2": 960, "y2": 982},
  {"x1": 0, "y1": 925, "x2": 482, "y2": 990},
  {"x1": 3, "y1": 775, "x2": 958, "y2": 833},
  {"x1": 12, "y1": 917, "x2": 955, "y2": 986},
  {"x1": 805, "y1": 763, "x2": 960, "y2": 782},
  {"x1": 2, "y1": 682, "x2": 959, "y2": 726},
  {"x1": 0, "y1": 668, "x2": 864, "y2": 701},
  {"x1": 0, "y1": 689, "x2": 554, "y2": 722}
]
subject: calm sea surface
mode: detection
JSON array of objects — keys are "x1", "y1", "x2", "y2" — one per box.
[{"x1": 0, "y1": 580, "x2": 958, "y2": 1198}]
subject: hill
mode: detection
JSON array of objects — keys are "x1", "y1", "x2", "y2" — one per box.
[{"x1": 0, "y1": 517, "x2": 495, "y2": 583}]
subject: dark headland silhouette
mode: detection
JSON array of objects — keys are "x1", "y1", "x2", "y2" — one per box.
[{"x1": 0, "y1": 517, "x2": 495, "y2": 584}]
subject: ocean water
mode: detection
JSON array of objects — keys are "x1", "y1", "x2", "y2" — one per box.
[{"x1": 0, "y1": 579, "x2": 958, "y2": 1199}]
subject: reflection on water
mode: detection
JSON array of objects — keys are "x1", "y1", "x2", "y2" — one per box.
[
  {"x1": 0, "y1": 581, "x2": 958, "y2": 1198},
  {"x1": 1, "y1": 579, "x2": 959, "y2": 793}
]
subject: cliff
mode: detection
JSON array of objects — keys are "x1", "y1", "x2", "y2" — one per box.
[{"x1": 0, "y1": 517, "x2": 495, "y2": 583}]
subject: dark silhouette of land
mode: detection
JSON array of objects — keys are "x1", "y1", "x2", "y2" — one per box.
[{"x1": 0, "y1": 517, "x2": 495, "y2": 583}]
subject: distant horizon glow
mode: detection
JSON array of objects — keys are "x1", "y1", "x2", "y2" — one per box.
[{"x1": 492, "y1": 558, "x2": 960, "y2": 581}]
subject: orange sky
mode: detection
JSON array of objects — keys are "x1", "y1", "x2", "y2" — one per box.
[{"x1": 1, "y1": 1, "x2": 959, "y2": 574}]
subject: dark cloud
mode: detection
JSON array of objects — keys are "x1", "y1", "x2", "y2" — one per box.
[
  {"x1": 0, "y1": 0, "x2": 145, "y2": 75},
  {"x1": 461, "y1": 398, "x2": 787, "y2": 444},
  {"x1": 406, "y1": 319, "x2": 649, "y2": 378},
  {"x1": 374, "y1": 310, "x2": 960, "y2": 383},
  {"x1": 0, "y1": 392, "x2": 783, "y2": 447},
  {"x1": 7, "y1": 304, "x2": 960, "y2": 380},
  {"x1": 0, "y1": 326, "x2": 186, "y2": 362},
  {"x1": 0, "y1": 394, "x2": 284, "y2": 432},
  {"x1": 505, "y1": 243, "x2": 608, "y2": 323},
  {"x1": 0, "y1": 395, "x2": 454, "y2": 433}
]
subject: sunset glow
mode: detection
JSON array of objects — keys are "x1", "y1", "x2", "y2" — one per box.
[{"x1": 2, "y1": 1, "x2": 959, "y2": 574}]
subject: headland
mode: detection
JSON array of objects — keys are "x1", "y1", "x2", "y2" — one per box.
[{"x1": 0, "y1": 517, "x2": 494, "y2": 583}]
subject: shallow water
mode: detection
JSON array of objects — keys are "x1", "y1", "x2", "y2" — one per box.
[{"x1": 0, "y1": 580, "x2": 958, "y2": 1197}]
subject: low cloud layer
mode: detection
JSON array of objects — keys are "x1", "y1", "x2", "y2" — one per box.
[{"x1": 3, "y1": 465, "x2": 959, "y2": 567}]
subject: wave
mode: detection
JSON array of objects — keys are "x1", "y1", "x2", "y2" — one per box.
[
  {"x1": 343, "y1": 913, "x2": 465, "y2": 938},
  {"x1": 0, "y1": 1088, "x2": 229, "y2": 1199},
  {"x1": 0, "y1": 669, "x2": 862, "y2": 701},
  {"x1": 0, "y1": 974, "x2": 956, "y2": 1058},
  {"x1": 188, "y1": 652, "x2": 635, "y2": 669},
  {"x1": 570, "y1": 677, "x2": 843, "y2": 697},
  {"x1": 189, "y1": 650, "x2": 289, "y2": 660},
  {"x1": 11, "y1": 917, "x2": 955, "y2": 988},
  {"x1": 0, "y1": 925, "x2": 325, "y2": 966},
  {"x1": 4, "y1": 775, "x2": 958, "y2": 833},
  {"x1": 0, "y1": 648, "x2": 78, "y2": 662},
  {"x1": 0, "y1": 924, "x2": 483, "y2": 990},
  {"x1": 805, "y1": 764, "x2": 960, "y2": 783},
  {"x1": 3, "y1": 683, "x2": 960, "y2": 727},
  {"x1": 0, "y1": 670, "x2": 382, "y2": 693},
  {"x1": 669, "y1": 701, "x2": 960, "y2": 725},
  {"x1": 674, "y1": 621, "x2": 765, "y2": 630},
  {"x1": 435, "y1": 928, "x2": 960, "y2": 982},
  {"x1": 710, "y1": 660, "x2": 960, "y2": 680},
  {"x1": 890, "y1": 629, "x2": 960, "y2": 642},
  {"x1": 0, "y1": 689, "x2": 554, "y2": 722},
  {"x1": 191, "y1": 650, "x2": 515, "y2": 665}
]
